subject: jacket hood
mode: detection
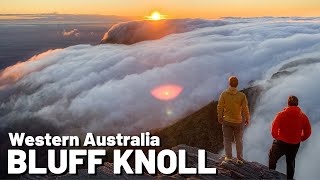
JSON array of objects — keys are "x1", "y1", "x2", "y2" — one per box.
[{"x1": 226, "y1": 87, "x2": 238, "y2": 95}]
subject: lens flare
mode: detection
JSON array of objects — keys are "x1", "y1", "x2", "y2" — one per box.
[
  {"x1": 151, "y1": 84, "x2": 183, "y2": 101},
  {"x1": 166, "y1": 109, "x2": 173, "y2": 116}
]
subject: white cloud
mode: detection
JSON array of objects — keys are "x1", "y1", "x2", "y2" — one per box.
[
  {"x1": 62, "y1": 29, "x2": 80, "y2": 37},
  {"x1": 243, "y1": 53, "x2": 320, "y2": 178}
]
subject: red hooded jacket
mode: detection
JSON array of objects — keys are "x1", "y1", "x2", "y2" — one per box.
[{"x1": 271, "y1": 106, "x2": 311, "y2": 144}]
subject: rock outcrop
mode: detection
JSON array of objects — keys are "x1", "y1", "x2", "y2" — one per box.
[
  {"x1": 152, "y1": 86, "x2": 262, "y2": 155},
  {"x1": 23, "y1": 145, "x2": 285, "y2": 179},
  {"x1": 100, "y1": 19, "x2": 228, "y2": 44}
]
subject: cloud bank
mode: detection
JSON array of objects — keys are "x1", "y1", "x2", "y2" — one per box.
[
  {"x1": 0, "y1": 13, "x2": 129, "y2": 25},
  {"x1": 1, "y1": 17, "x2": 320, "y2": 178},
  {"x1": 101, "y1": 19, "x2": 228, "y2": 44}
]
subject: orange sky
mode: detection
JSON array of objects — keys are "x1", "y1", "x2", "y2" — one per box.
[{"x1": 1, "y1": 0, "x2": 320, "y2": 18}]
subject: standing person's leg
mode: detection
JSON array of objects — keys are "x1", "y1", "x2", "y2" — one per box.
[
  {"x1": 222, "y1": 121, "x2": 234, "y2": 159},
  {"x1": 269, "y1": 140, "x2": 285, "y2": 170},
  {"x1": 285, "y1": 143, "x2": 300, "y2": 179},
  {"x1": 234, "y1": 123, "x2": 243, "y2": 160}
]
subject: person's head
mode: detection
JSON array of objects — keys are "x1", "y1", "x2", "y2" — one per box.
[
  {"x1": 288, "y1": 95, "x2": 299, "y2": 106},
  {"x1": 229, "y1": 76, "x2": 238, "y2": 88}
]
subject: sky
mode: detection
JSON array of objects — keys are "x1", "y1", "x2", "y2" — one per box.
[{"x1": 1, "y1": 0, "x2": 320, "y2": 18}]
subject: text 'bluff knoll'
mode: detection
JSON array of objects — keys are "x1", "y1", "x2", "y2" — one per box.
[{"x1": 23, "y1": 145, "x2": 286, "y2": 179}]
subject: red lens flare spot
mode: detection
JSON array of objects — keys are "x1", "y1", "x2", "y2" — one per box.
[{"x1": 151, "y1": 84, "x2": 183, "y2": 101}]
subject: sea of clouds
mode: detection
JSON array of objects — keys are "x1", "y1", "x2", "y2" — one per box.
[{"x1": 1, "y1": 17, "x2": 320, "y2": 178}]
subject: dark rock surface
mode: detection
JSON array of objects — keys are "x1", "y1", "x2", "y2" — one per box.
[
  {"x1": 153, "y1": 100, "x2": 223, "y2": 154},
  {"x1": 271, "y1": 58, "x2": 320, "y2": 80},
  {"x1": 22, "y1": 145, "x2": 285, "y2": 179}
]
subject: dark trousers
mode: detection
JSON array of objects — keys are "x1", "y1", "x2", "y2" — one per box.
[
  {"x1": 269, "y1": 140, "x2": 300, "y2": 179},
  {"x1": 222, "y1": 121, "x2": 243, "y2": 160}
]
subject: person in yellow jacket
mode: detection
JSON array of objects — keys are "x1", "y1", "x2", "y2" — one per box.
[{"x1": 217, "y1": 76, "x2": 250, "y2": 164}]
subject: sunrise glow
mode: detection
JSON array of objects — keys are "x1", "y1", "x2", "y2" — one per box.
[
  {"x1": 1, "y1": 1, "x2": 320, "y2": 18},
  {"x1": 146, "y1": 11, "x2": 166, "y2": 21}
]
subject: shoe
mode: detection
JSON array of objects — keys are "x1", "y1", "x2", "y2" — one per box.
[
  {"x1": 236, "y1": 158, "x2": 244, "y2": 165},
  {"x1": 221, "y1": 156, "x2": 232, "y2": 164}
]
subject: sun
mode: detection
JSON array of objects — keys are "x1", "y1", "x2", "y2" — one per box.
[
  {"x1": 146, "y1": 11, "x2": 166, "y2": 21},
  {"x1": 151, "y1": 12, "x2": 161, "y2": 20}
]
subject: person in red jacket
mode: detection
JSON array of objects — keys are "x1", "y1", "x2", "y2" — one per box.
[{"x1": 269, "y1": 95, "x2": 311, "y2": 179}]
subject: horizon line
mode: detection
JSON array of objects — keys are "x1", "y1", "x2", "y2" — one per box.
[{"x1": 0, "y1": 13, "x2": 320, "y2": 19}]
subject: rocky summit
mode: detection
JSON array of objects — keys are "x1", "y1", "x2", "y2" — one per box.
[{"x1": 22, "y1": 145, "x2": 286, "y2": 180}]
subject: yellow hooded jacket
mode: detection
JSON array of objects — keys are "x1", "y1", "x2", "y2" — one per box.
[{"x1": 217, "y1": 87, "x2": 250, "y2": 124}]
